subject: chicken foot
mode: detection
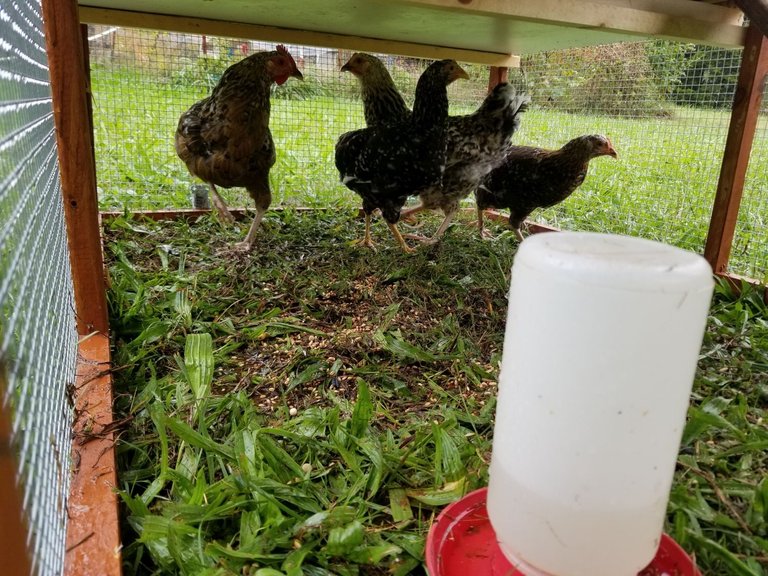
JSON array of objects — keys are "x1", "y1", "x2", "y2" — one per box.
[
  {"x1": 403, "y1": 208, "x2": 457, "y2": 245},
  {"x1": 209, "y1": 183, "x2": 235, "y2": 224},
  {"x1": 473, "y1": 206, "x2": 494, "y2": 239},
  {"x1": 399, "y1": 203, "x2": 427, "y2": 225},
  {"x1": 351, "y1": 213, "x2": 377, "y2": 250},
  {"x1": 387, "y1": 222, "x2": 415, "y2": 253},
  {"x1": 233, "y1": 207, "x2": 266, "y2": 252}
]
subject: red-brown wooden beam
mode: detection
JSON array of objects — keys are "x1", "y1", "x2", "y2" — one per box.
[
  {"x1": 64, "y1": 334, "x2": 121, "y2": 576},
  {"x1": 42, "y1": 0, "x2": 108, "y2": 335},
  {"x1": 488, "y1": 65, "x2": 509, "y2": 91},
  {"x1": 0, "y1": 364, "x2": 33, "y2": 575},
  {"x1": 704, "y1": 25, "x2": 768, "y2": 274}
]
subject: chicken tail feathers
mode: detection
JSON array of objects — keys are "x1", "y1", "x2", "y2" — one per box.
[{"x1": 512, "y1": 92, "x2": 531, "y2": 116}]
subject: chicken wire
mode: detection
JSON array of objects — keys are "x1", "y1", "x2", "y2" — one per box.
[
  {"x1": 87, "y1": 26, "x2": 493, "y2": 213},
  {"x1": 1, "y1": 1, "x2": 78, "y2": 575},
  {"x1": 518, "y1": 42, "x2": 766, "y2": 282},
  {"x1": 88, "y1": 27, "x2": 767, "y2": 280},
  {"x1": 733, "y1": 103, "x2": 768, "y2": 283}
]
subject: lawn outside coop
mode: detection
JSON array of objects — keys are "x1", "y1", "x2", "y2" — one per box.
[
  {"x1": 88, "y1": 26, "x2": 768, "y2": 282},
  {"x1": 1, "y1": 1, "x2": 768, "y2": 575}
]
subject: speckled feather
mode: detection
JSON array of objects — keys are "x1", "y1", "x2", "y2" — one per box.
[
  {"x1": 175, "y1": 50, "x2": 288, "y2": 204},
  {"x1": 476, "y1": 134, "x2": 617, "y2": 230},
  {"x1": 335, "y1": 60, "x2": 457, "y2": 224},
  {"x1": 415, "y1": 83, "x2": 529, "y2": 215}
]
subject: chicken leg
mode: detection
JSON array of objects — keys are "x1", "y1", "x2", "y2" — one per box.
[
  {"x1": 233, "y1": 207, "x2": 266, "y2": 251},
  {"x1": 474, "y1": 206, "x2": 494, "y2": 240},
  {"x1": 351, "y1": 213, "x2": 377, "y2": 250},
  {"x1": 209, "y1": 183, "x2": 235, "y2": 224},
  {"x1": 233, "y1": 184, "x2": 272, "y2": 252},
  {"x1": 387, "y1": 222, "x2": 414, "y2": 253},
  {"x1": 404, "y1": 208, "x2": 457, "y2": 245},
  {"x1": 399, "y1": 202, "x2": 427, "y2": 225}
]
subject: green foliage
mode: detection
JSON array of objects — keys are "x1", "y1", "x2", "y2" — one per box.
[
  {"x1": 521, "y1": 43, "x2": 673, "y2": 117},
  {"x1": 169, "y1": 54, "x2": 237, "y2": 90},
  {"x1": 646, "y1": 41, "x2": 741, "y2": 109},
  {"x1": 645, "y1": 41, "x2": 696, "y2": 100},
  {"x1": 90, "y1": 52, "x2": 768, "y2": 279},
  {"x1": 107, "y1": 211, "x2": 506, "y2": 575},
  {"x1": 106, "y1": 213, "x2": 768, "y2": 575},
  {"x1": 673, "y1": 45, "x2": 741, "y2": 109}
]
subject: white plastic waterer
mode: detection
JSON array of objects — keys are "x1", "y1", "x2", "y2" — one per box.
[{"x1": 487, "y1": 232, "x2": 714, "y2": 576}]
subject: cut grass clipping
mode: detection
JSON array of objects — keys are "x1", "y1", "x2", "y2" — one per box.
[{"x1": 106, "y1": 209, "x2": 768, "y2": 575}]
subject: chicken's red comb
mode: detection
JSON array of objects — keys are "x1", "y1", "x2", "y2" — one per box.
[{"x1": 275, "y1": 44, "x2": 297, "y2": 64}]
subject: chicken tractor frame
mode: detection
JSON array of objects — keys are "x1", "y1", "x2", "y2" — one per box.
[{"x1": 1, "y1": 0, "x2": 767, "y2": 574}]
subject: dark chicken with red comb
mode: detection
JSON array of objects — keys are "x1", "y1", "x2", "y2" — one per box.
[
  {"x1": 335, "y1": 59, "x2": 469, "y2": 252},
  {"x1": 476, "y1": 134, "x2": 618, "y2": 241},
  {"x1": 342, "y1": 53, "x2": 528, "y2": 244},
  {"x1": 175, "y1": 45, "x2": 303, "y2": 251}
]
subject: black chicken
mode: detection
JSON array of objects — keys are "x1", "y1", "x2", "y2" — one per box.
[
  {"x1": 335, "y1": 59, "x2": 469, "y2": 252},
  {"x1": 342, "y1": 53, "x2": 528, "y2": 244},
  {"x1": 476, "y1": 134, "x2": 618, "y2": 241},
  {"x1": 175, "y1": 45, "x2": 303, "y2": 251}
]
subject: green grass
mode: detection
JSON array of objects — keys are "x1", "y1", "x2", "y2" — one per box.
[
  {"x1": 91, "y1": 67, "x2": 767, "y2": 280},
  {"x1": 105, "y1": 209, "x2": 768, "y2": 575}
]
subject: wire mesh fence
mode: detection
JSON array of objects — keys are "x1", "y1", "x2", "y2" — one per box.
[
  {"x1": 1, "y1": 1, "x2": 78, "y2": 574},
  {"x1": 734, "y1": 107, "x2": 768, "y2": 283},
  {"x1": 88, "y1": 26, "x2": 767, "y2": 281}
]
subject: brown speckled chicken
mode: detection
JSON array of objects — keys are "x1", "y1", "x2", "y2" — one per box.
[
  {"x1": 476, "y1": 134, "x2": 617, "y2": 241},
  {"x1": 175, "y1": 45, "x2": 303, "y2": 251},
  {"x1": 342, "y1": 53, "x2": 528, "y2": 244}
]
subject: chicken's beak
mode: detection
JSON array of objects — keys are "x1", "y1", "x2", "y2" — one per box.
[
  {"x1": 292, "y1": 68, "x2": 304, "y2": 81},
  {"x1": 606, "y1": 145, "x2": 618, "y2": 158},
  {"x1": 341, "y1": 61, "x2": 352, "y2": 73},
  {"x1": 452, "y1": 64, "x2": 470, "y2": 82}
]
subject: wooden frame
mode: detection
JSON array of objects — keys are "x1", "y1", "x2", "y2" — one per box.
[
  {"x1": 42, "y1": 1, "x2": 121, "y2": 575},
  {"x1": 704, "y1": 24, "x2": 768, "y2": 275},
  {"x1": 79, "y1": 7, "x2": 520, "y2": 67},
  {"x1": 65, "y1": 334, "x2": 121, "y2": 576},
  {"x1": 398, "y1": 0, "x2": 746, "y2": 47},
  {"x1": 43, "y1": 0, "x2": 108, "y2": 336},
  {"x1": 23, "y1": 2, "x2": 767, "y2": 574},
  {"x1": 0, "y1": 364, "x2": 32, "y2": 576}
]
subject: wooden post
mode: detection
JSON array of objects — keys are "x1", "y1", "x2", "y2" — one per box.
[
  {"x1": 704, "y1": 25, "x2": 768, "y2": 274},
  {"x1": 0, "y1": 364, "x2": 33, "y2": 575},
  {"x1": 488, "y1": 65, "x2": 509, "y2": 91},
  {"x1": 42, "y1": 0, "x2": 108, "y2": 335}
]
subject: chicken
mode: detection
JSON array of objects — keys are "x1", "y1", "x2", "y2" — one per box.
[
  {"x1": 475, "y1": 134, "x2": 618, "y2": 241},
  {"x1": 342, "y1": 53, "x2": 529, "y2": 244},
  {"x1": 340, "y1": 52, "x2": 410, "y2": 128},
  {"x1": 175, "y1": 45, "x2": 303, "y2": 251},
  {"x1": 399, "y1": 83, "x2": 529, "y2": 243},
  {"x1": 335, "y1": 59, "x2": 469, "y2": 252}
]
